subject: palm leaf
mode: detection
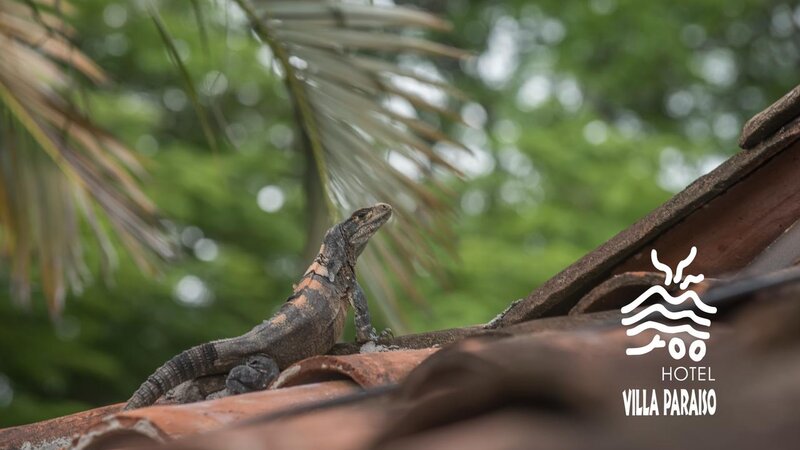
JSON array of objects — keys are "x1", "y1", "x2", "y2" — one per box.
[
  {"x1": 233, "y1": 0, "x2": 471, "y2": 331},
  {"x1": 0, "y1": 0, "x2": 172, "y2": 317}
]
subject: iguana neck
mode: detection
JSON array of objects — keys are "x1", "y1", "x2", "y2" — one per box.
[{"x1": 303, "y1": 227, "x2": 358, "y2": 291}]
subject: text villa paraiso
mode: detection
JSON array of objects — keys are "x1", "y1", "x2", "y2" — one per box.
[{"x1": 622, "y1": 366, "x2": 717, "y2": 416}]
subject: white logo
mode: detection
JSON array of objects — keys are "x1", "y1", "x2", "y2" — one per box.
[
  {"x1": 620, "y1": 246, "x2": 718, "y2": 416},
  {"x1": 621, "y1": 246, "x2": 716, "y2": 362}
]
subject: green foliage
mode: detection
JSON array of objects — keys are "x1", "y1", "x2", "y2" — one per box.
[{"x1": 1, "y1": 0, "x2": 798, "y2": 426}]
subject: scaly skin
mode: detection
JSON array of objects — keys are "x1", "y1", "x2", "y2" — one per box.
[{"x1": 124, "y1": 203, "x2": 392, "y2": 410}]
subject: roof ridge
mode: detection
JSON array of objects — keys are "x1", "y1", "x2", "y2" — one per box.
[{"x1": 740, "y1": 84, "x2": 800, "y2": 149}]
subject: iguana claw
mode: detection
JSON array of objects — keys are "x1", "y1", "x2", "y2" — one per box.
[
  {"x1": 378, "y1": 328, "x2": 394, "y2": 340},
  {"x1": 364, "y1": 327, "x2": 393, "y2": 343}
]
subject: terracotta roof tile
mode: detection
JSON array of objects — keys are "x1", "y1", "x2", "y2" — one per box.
[
  {"x1": 0, "y1": 404, "x2": 121, "y2": 450},
  {"x1": 271, "y1": 349, "x2": 437, "y2": 389},
  {"x1": 73, "y1": 381, "x2": 359, "y2": 450},
  {"x1": 373, "y1": 288, "x2": 800, "y2": 450},
  {"x1": 740, "y1": 84, "x2": 800, "y2": 149},
  {"x1": 375, "y1": 409, "x2": 593, "y2": 450},
  {"x1": 68, "y1": 350, "x2": 437, "y2": 450},
  {"x1": 568, "y1": 271, "x2": 667, "y2": 315},
  {"x1": 613, "y1": 139, "x2": 800, "y2": 277},
  {"x1": 329, "y1": 327, "x2": 486, "y2": 355},
  {"x1": 142, "y1": 397, "x2": 387, "y2": 450}
]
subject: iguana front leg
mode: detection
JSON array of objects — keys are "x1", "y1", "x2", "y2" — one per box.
[
  {"x1": 351, "y1": 283, "x2": 376, "y2": 343},
  {"x1": 351, "y1": 283, "x2": 394, "y2": 344}
]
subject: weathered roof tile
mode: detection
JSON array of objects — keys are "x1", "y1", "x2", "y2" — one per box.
[
  {"x1": 740, "y1": 84, "x2": 800, "y2": 149},
  {"x1": 568, "y1": 271, "x2": 667, "y2": 315},
  {"x1": 271, "y1": 349, "x2": 437, "y2": 389},
  {"x1": 0, "y1": 404, "x2": 121, "y2": 450},
  {"x1": 72, "y1": 381, "x2": 359, "y2": 450}
]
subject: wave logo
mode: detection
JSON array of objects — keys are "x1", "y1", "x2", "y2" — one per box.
[{"x1": 622, "y1": 247, "x2": 717, "y2": 362}]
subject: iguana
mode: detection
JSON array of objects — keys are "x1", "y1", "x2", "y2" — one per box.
[{"x1": 124, "y1": 203, "x2": 393, "y2": 410}]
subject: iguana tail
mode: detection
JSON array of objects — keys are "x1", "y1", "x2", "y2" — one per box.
[{"x1": 124, "y1": 342, "x2": 219, "y2": 410}]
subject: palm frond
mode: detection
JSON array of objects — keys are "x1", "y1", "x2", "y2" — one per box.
[
  {"x1": 0, "y1": 0, "x2": 172, "y2": 317},
  {"x1": 234, "y1": 0, "x2": 471, "y2": 330}
]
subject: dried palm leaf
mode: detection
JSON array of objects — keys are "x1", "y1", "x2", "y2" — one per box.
[
  {"x1": 0, "y1": 0, "x2": 172, "y2": 317},
  {"x1": 232, "y1": 0, "x2": 471, "y2": 331}
]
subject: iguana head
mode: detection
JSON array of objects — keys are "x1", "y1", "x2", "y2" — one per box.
[
  {"x1": 314, "y1": 203, "x2": 392, "y2": 282},
  {"x1": 338, "y1": 203, "x2": 393, "y2": 257}
]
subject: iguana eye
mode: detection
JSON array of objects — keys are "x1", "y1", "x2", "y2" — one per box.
[{"x1": 353, "y1": 208, "x2": 370, "y2": 219}]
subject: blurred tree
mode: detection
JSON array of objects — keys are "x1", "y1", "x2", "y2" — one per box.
[{"x1": 1, "y1": 0, "x2": 798, "y2": 427}]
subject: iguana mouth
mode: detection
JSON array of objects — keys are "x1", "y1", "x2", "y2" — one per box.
[
  {"x1": 367, "y1": 203, "x2": 392, "y2": 225},
  {"x1": 350, "y1": 203, "x2": 392, "y2": 254}
]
